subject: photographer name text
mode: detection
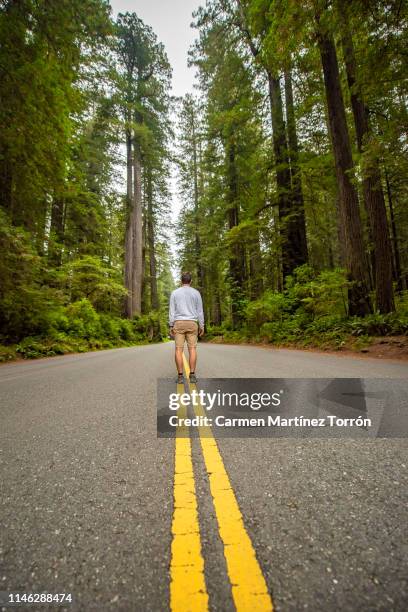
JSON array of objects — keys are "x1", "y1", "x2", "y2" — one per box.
[{"x1": 168, "y1": 414, "x2": 372, "y2": 428}]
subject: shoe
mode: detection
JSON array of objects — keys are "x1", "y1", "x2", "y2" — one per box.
[
  {"x1": 176, "y1": 374, "x2": 184, "y2": 384},
  {"x1": 189, "y1": 373, "x2": 197, "y2": 384}
]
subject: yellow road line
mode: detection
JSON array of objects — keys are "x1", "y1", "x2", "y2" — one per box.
[
  {"x1": 170, "y1": 382, "x2": 209, "y2": 612},
  {"x1": 183, "y1": 354, "x2": 274, "y2": 611}
]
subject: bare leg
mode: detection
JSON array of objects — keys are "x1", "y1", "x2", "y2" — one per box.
[
  {"x1": 175, "y1": 347, "x2": 184, "y2": 374},
  {"x1": 188, "y1": 346, "x2": 197, "y2": 373}
]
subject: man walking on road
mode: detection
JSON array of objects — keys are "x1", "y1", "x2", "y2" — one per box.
[{"x1": 169, "y1": 272, "x2": 204, "y2": 384}]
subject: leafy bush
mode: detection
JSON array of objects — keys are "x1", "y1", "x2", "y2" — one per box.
[
  {"x1": 224, "y1": 267, "x2": 408, "y2": 350},
  {"x1": 0, "y1": 212, "x2": 166, "y2": 361},
  {"x1": 245, "y1": 292, "x2": 289, "y2": 331},
  {"x1": 1, "y1": 296, "x2": 165, "y2": 361},
  {"x1": 132, "y1": 312, "x2": 163, "y2": 342},
  {"x1": 99, "y1": 314, "x2": 122, "y2": 340},
  {"x1": 348, "y1": 312, "x2": 408, "y2": 336},
  {"x1": 284, "y1": 265, "x2": 349, "y2": 318},
  {"x1": 64, "y1": 299, "x2": 102, "y2": 339},
  {"x1": 0, "y1": 344, "x2": 17, "y2": 362},
  {"x1": 61, "y1": 256, "x2": 127, "y2": 314},
  {"x1": 245, "y1": 266, "x2": 349, "y2": 335},
  {"x1": 16, "y1": 337, "x2": 59, "y2": 359},
  {"x1": 396, "y1": 291, "x2": 408, "y2": 316},
  {"x1": 118, "y1": 319, "x2": 135, "y2": 341},
  {"x1": 0, "y1": 209, "x2": 64, "y2": 342}
]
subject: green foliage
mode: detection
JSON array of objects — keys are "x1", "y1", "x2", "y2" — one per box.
[
  {"x1": 348, "y1": 312, "x2": 408, "y2": 337},
  {"x1": 0, "y1": 206, "x2": 166, "y2": 359},
  {"x1": 0, "y1": 345, "x2": 17, "y2": 363},
  {"x1": 0, "y1": 0, "x2": 112, "y2": 229},
  {"x1": 207, "y1": 266, "x2": 408, "y2": 349},
  {"x1": 0, "y1": 4, "x2": 173, "y2": 360},
  {"x1": 245, "y1": 265, "x2": 349, "y2": 333},
  {"x1": 0, "y1": 209, "x2": 63, "y2": 342},
  {"x1": 3, "y1": 300, "x2": 165, "y2": 361},
  {"x1": 64, "y1": 299, "x2": 102, "y2": 339},
  {"x1": 245, "y1": 292, "x2": 289, "y2": 328},
  {"x1": 284, "y1": 266, "x2": 349, "y2": 318},
  {"x1": 2, "y1": 0, "x2": 406, "y2": 359},
  {"x1": 179, "y1": 0, "x2": 408, "y2": 334},
  {"x1": 62, "y1": 256, "x2": 127, "y2": 313}
]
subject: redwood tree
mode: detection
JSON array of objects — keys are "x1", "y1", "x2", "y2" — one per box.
[
  {"x1": 339, "y1": 7, "x2": 395, "y2": 313},
  {"x1": 316, "y1": 17, "x2": 371, "y2": 316}
]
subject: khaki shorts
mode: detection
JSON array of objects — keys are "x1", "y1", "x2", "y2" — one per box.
[{"x1": 173, "y1": 320, "x2": 198, "y2": 348}]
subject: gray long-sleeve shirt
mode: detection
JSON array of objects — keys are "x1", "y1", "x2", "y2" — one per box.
[{"x1": 169, "y1": 285, "x2": 204, "y2": 328}]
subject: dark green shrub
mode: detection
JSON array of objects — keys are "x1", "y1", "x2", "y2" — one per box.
[
  {"x1": 132, "y1": 312, "x2": 163, "y2": 342},
  {"x1": 65, "y1": 299, "x2": 102, "y2": 339},
  {"x1": 0, "y1": 344, "x2": 17, "y2": 362},
  {"x1": 99, "y1": 314, "x2": 122, "y2": 340},
  {"x1": 61, "y1": 256, "x2": 127, "y2": 315},
  {"x1": 349, "y1": 312, "x2": 408, "y2": 336},
  {"x1": 119, "y1": 319, "x2": 135, "y2": 341}
]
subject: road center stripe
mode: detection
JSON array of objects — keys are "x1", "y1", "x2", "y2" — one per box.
[
  {"x1": 183, "y1": 354, "x2": 274, "y2": 611},
  {"x1": 170, "y1": 382, "x2": 209, "y2": 612}
]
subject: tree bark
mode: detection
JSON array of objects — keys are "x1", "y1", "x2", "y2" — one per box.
[
  {"x1": 147, "y1": 168, "x2": 159, "y2": 310},
  {"x1": 384, "y1": 166, "x2": 403, "y2": 291},
  {"x1": 316, "y1": 25, "x2": 371, "y2": 316},
  {"x1": 131, "y1": 139, "x2": 143, "y2": 316},
  {"x1": 284, "y1": 68, "x2": 308, "y2": 265},
  {"x1": 234, "y1": 0, "x2": 307, "y2": 280},
  {"x1": 191, "y1": 115, "x2": 204, "y2": 294},
  {"x1": 123, "y1": 125, "x2": 133, "y2": 317},
  {"x1": 0, "y1": 153, "x2": 13, "y2": 215},
  {"x1": 268, "y1": 72, "x2": 301, "y2": 281},
  {"x1": 227, "y1": 140, "x2": 246, "y2": 329},
  {"x1": 48, "y1": 192, "x2": 65, "y2": 267},
  {"x1": 249, "y1": 234, "x2": 264, "y2": 299},
  {"x1": 340, "y1": 22, "x2": 395, "y2": 313},
  {"x1": 213, "y1": 289, "x2": 222, "y2": 326},
  {"x1": 141, "y1": 197, "x2": 148, "y2": 315}
]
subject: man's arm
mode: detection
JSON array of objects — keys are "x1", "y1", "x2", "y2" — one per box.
[
  {"x1": 169, "y1": 292, "x2": 175, "y2": 330},
  {"x1": 196, "y1": 292, "x2": 204, "y2": 334}
]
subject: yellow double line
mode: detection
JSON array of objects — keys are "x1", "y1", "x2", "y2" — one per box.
[{"x1": 170, "y1": 355, "x2": 274, "y2": 611}]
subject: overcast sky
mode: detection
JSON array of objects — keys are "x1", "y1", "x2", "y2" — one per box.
[{"x1": 109, "y1": 0, "x2": 203, "y2": 97}]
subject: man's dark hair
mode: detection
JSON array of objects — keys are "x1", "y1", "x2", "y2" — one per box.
[{"x1": 181, "y1": 272, "x2": 192, "y2": 284}]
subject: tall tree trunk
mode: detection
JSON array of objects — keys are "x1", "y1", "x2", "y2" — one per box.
[
  {"x1": 227, "y1": 140, "x2": 246, "y2": 329},
  {"x1": 268, "y1": 72, "x2": 299, "y2": 281},
  {"x1": 284, "y1": 67, "x2": 308, "y2": 264},
  {"x1": 36, "y1": 199, "x2": 48, "y2": 256},
  {"x1": 249, "y1": 234, "x2": 264, "y2": 299},
  {"x1": 316, "y1": 24, "x2": 371, "y2": 316},
  {"x1": 131, "y1": 139, "x2": 143, "y2": 316},
  {"x1": 340, "y1": 19, "x2": 395, "y2": 313},
  {"x1": 123, "y1": 125, "x2": 133, "y2": 318},
  {"x1": 191, "y1": 117, "x2": 204, "y2": 294},
  {"x1": 234, "y1": 1, "x2": 306, "y2": 280},
  {"x1": 384, "y1": 166, "x2": 403, "y2": 291},
  {"x1": 334, "y1": 193, "x2": 347, "y2": 267},
  {"x1": 141, "y1": 200, "x2": 148, "y2": 314},
  {"x1": 213, "y1": 288, "x2": 222, "y2": 326},
  {"x1": 147, "y1": 168, "x2": 159, "y2": 310},
  {"x1": 0, "y1": 153, "x2": 13, "y2": 215},
  {"x1": 48, "y1": 192, "x2": 65, "y2": 267}
]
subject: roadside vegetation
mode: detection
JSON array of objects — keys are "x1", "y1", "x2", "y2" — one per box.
[
  {"x1": 204, "y1": 265, "x2": 408, "y2": 354},
  {"x1": 1, "y1": 1, "x2": 407, "y2": 362},
  {"x1": 176, "y1": 1, "x2": 408, "y2": 356},
  {"x1": 0, "y1": 3, "x2": 173, "y2": 362},
  {"x1": 0, "y1": 211, "x2": 165, "y2": 362}
]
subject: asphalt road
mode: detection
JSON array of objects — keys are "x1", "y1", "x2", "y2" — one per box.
[{"x1": 1, "y1": 342, "x2": 407, "y2": 611}]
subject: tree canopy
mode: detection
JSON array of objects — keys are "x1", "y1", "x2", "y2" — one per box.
[{"x1": 0, "y1": 0, "x2": 407, "y2": 360}]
